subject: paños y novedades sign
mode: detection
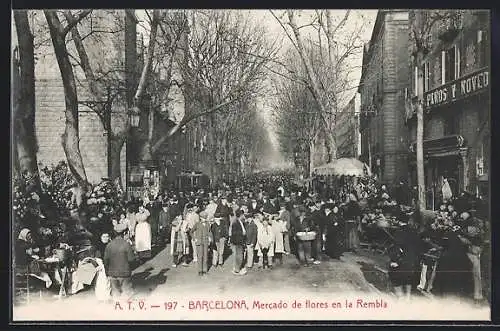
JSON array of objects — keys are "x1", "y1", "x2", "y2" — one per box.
[{"x1": 424, "y1": 68, "x2": 489, "y2": 109}]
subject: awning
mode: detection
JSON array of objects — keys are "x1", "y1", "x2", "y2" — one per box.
[
  {"x1": 409, "y1": 135, "x2": 466, "y2": 153},
  {"x1": 426, "y1": 147, "x2": 467, "y2": 158},
  {"x1": 408, "y1": 147, "x2": 468, "y2": 159}
]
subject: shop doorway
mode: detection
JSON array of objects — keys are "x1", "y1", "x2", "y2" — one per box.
[{"x1": 435, "y1": 155, "x2": 460, "y2": 206}]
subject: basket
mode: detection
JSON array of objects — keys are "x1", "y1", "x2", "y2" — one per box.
[
  {"x1": 376, "y1": 219, "x2": 390, "y2": 228},
  {"x1": 296, "y1": 231, "x2": 317, "y2": 241}
]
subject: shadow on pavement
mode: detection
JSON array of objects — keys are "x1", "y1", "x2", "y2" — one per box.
[
  {"x1": 131, "y1": 267, "x2": 170, "y2": 294},
  {"x1": 357, "y1": 261, "x2": 390, "y2": 293}
]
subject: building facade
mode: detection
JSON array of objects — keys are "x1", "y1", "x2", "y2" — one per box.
[
  {"x1": 359, "y1": 10, "x2": 410, "y2": 184},
  {"x1": 337, "y1": 93, "x2": 361, "y2": 159},
  {"x1": 18, "y1": 10, "x2": 139, "y2": 188},
  {"x1": 407, "y1": 10, "x2": 490, "y2": 209}
]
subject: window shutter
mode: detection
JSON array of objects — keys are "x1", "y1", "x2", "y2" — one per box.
[
  {"x1": 477, "y1": 30, "x2": 487, "y2": 67},
  {"x1": 441, "y1": 51, "x2": 446, "y2": 84},
  {"x1": 423, "y1": 62, "x2": 430, "y2": 92},
  {"x1": 414, "y1": 66, "x2": 418, "y2": 96},
  {"x1": 454, "y1": 45, "x2": 461, "y2": 79}
]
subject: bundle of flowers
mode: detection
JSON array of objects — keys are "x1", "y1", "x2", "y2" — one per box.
[
  {"x1": 39, "y1": 161, "x2": 78, "y2": 212},
  {"x1": 431, "y1": 210, "x2": 456, "y2": 232},
  {"x1": 85, "y1": 179, "x2": 126, "y2": 219},
  {"x1": 12, "y1": 171, "x2": 41, "y2": 223}
]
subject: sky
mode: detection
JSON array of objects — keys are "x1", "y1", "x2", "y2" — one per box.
[
  {"x1": 136, "y1": 9, "x2": 378, "y2": 166},
  {"x1": 248, "y1": 10, "x2": 378, "y2": 163}
]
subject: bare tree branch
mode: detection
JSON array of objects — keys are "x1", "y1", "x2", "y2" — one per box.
[
  {"x1": 134, "y1": 9, "x2": 162, "y2": 105},
  {"x1": 62, "y1": 10, "x2": 92, "y2": 36}
]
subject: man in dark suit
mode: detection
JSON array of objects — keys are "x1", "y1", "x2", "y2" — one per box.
[
  {"x1": 215, "y1": 196, "x2": 232, "y2": 225},
  {"x1": 244, "y1": 213, "x2": 259, "y2": 269},
  {"x1": 289, "y1": 201, "x2": 301, "y2": 255},
  {"x1": 158, "y1": 202, "x2": 171, "y2": 246},
  {"x1": 104, "y1": 223, "x2": 137, "y2": 300},
  {"x1": 291, "y1": 207, "x2": 314, "y2": 266},
  {"x1": 229, "y1": 210, "x2": 247, "y2": 275},
  {"x1": 247, "y1": 198, "x2": 261, "y2": 215},
  {"x1": 178, "y1": 191, "x2": 188, "y2": 210},
  {"x1": 263, "y1": 195, "x2": 279, "y2": 215},
  {"x1": 310, "y1": 201, "x2": 326, "y2": 263}
]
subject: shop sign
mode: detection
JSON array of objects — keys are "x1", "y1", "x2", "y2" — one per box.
[
  {"x1": 409, "y1": 135, "x2": 465, "y2": 153},
  {"x1": 424, "y1": 68, "x2": 489, "y2": 109}
]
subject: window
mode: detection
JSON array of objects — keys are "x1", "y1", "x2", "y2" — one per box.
[
  {"x1": 443, "y1": 111, "x2": 460, "y2": 136},
  {"x1": 454, "y1": 45, "x2": 461, "y2": 79},
  {"x1": 423, "y1": 62, "x2": 431, "y2": 92},
  {"x1": 414, "y1": 66, "x2": 418, "y2": 95},
  {"x1": 477, "y1": 30, "x2": 489, "y2": 67},
  {"x1": 404, "y1": 87, "x2": 409, "y2": 99},
  {"x1": 372, "y1": 94, "x2": 377, "y2": 114},
  {"x1": 441, "y1": 51, "x2": 446, "y2": 84},
  {"x1": 442, "y1": 45, "x2": 460, "y2": 83}
]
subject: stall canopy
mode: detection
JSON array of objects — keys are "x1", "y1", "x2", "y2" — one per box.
[{"x1": 313, "y1": 158, "x2": 372, "y2": 177}]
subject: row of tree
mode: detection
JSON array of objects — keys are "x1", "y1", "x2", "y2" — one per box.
[
  {"x1": 270, "y1": 10, "x2": 367, "y2": 176},
  {"x1": 270, "y1": 9, "x2": 466, "y2": 216},
  {"x1": 12, "y1": 10, "x2": 275, "y2": 200}
]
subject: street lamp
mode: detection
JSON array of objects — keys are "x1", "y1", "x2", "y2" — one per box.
[{"x1": 130, "y1": 106, "x2": 141, "y2": 127}]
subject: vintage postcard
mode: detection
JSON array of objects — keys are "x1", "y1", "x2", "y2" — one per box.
[{"x1": 11, "y1": 9, "x2": 490, "y2": 322}]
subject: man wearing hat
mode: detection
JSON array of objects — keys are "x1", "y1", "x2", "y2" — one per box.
[
  {"x1": 214, "y1": 196, "x2": 231, "y2": 250},
  {"x1": 178, "y1": 191, "x2": 188, "y2": 210},
  {"x1": 278, "y1": 204, "x2": 291, "y2": 255},
  {"x1": 158, "y1": 202, "x2": 172, "y2": 247},
  {"x1": 192, "y1": 211, "x2": 213, "y2": 276},
  {"x1": 248, "y1": 198, "x2": 260, "y2": 215},
  {"x1": 103, "y1": 223, "x2": 137, "y2": 300},
  {"x1": 310, "y1": 200, "x2": 325, "y2": 264},
  {"x1": 229, "y1": 210, "x2": 247, "y2": 275},
  {"x1": 325, "y1": 204, "x2": 343, "y2": 259},
  {"x1": 215, "y1": 196, "x2": 231, "y2": 224},
  {"x1": 457, "y1": 211, "x2": 486, "y2": 304},
  {"x1": 245, "y1": 213, "x2": 259, "y2": 269},
  {"x1": 291, "y1": 206, "x2": 314, "y2": 266}
]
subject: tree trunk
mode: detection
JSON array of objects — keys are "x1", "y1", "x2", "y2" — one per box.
[
  {"x1": 140, "y1": 103, "x2": 155, "y2": 162},
  {"x1": 287, "y1": 10, "x2": 338, "y2": 160},
  {"x1": 109, "y1": 133, "x2": 126, "y2": 184},
  {"x1": 325, "y1": 131, "x2": 337, "y2": 162},
  {"x1": 309, "y1": 140, "x2": 315, "y2": 178},
  {"x1": 416, "y1": 100, "x2": 426, "y2": 211},
  {"x1": 13, "y1": 11, "x2": 40, "y2": 190},
  {"x1": 416, "y1": 51, "x2": 426, "y2": 212},
  {"x1": 45, "y1": 11, "x2": 89, "y2": 190}
]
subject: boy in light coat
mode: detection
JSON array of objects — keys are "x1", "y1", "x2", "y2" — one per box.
[{"x1": 257, "y1": 217, "x2": 275, "y2": 269}]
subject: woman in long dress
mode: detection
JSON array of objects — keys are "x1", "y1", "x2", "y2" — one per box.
[
  {"x1": 135, "y1": 204, "x2": 152, "y2": 263},
  {"x1": 343, "y1": 193, "x2": 362, "y2": 252},
  {"x1": 271, "y1": 215, "x2": 286, "y2": 265},
  {"x1": 325, "y1": 205, "x2": 344, "y2": 259}
]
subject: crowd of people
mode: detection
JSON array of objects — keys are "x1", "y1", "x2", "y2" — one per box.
[{"x1": 14, "y1": 171, "x2": 489, "y2": 305}]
